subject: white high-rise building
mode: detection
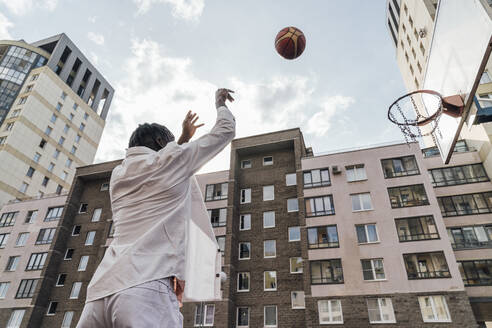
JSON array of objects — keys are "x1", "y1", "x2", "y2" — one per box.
[{"x1": 0, "y1": 34, "x2": 114, "y2": 205}]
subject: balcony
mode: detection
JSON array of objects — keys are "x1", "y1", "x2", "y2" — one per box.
[{"x1": 403, "y1": 252, "x2": 450, "y2": 279}]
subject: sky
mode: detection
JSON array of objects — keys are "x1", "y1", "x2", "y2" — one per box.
[{"x1": 0, "y1": 0, "x2": 408, "y2": 173}]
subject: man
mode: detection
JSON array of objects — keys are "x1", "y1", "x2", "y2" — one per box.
[{"x1": 77, "y1": 88, "x2": 236, "y2": 327}]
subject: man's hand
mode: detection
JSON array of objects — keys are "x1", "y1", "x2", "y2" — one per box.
[
  {"x1": 173, "y1": 277, "x2": 185, "y2": 308},
  {"x1": 178, "y1": 110, "x2": 204, "y2": 145},
  {"x1": 215, "y1": 88, "x2": 234, "y2": 109}
]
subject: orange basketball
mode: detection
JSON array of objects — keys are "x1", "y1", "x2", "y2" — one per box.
[{"x1": 275, "y1": 26, "x2": 306, "y2": 60}]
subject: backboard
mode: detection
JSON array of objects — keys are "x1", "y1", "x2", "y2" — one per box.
[{"x1": 422, "y1": 0, "x2": 492, "y2": 164}]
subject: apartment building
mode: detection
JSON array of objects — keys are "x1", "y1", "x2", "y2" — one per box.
[
  {"x1": 0, "y1": 34, "x2": 114, "y2": 205},
  {"x1": 0, "y1": 193, "x2": 67, "y2": 327}
]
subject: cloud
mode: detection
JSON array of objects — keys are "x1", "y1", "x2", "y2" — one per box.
[
  {"x1": 0, "y1": 12, "x2": 13, "y2": 39},
  {"x1": 87, "y1": 32, "x2": 105, "y2": 45},
  {"x1": 89, "y1": 52, "x2": 99, "y2": 65},
  {"x1": 0, "y1": 0, "x2": 57, "y2": 15},
  {"x1": 306, "y1": 95, "x2": 355, "y2": 137},
  {"x1": 133, "y1": 0, "x2": 204, "y2": 20},
  {"x1": 88, "y1": 16, "x2": 96, "y2": 23}
]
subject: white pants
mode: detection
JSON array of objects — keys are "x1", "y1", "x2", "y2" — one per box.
[{"x1": 76, "y1": 278, "x2": 183, "y2": 328}]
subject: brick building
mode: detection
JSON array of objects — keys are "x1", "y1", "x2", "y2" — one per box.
[{"x1": 2, "y1": 128, "x2": 491, "y2": 327}]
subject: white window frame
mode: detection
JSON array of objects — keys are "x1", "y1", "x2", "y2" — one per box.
[
  {"x1": 69, "y1": 282, "x2": 82, "y2": 299},
  {"x1": 71, "y1": 225, "x2": 81, "y2": 236},
  {"x1": 318, "y1": 299, "x2": 344, "y2": 324},
  {"x1": 64, "y1": 248, "x2": 74, "y2": 260},
  {"x1": 287, "y1": 198, "x2": 299, "y2": 212},
  {"x1": 346, "y1": 164, "x2": 367, "y2": 182},
  {"x1": 263, "y1": 156, "x2": 274, "y2": 166},
  {"x1": 291, "y1": 291, "x2": 306, "y2": 309},
  {"x1": 367, "y1": 298, "x2": 396, "y2": 323},
  {"x1": 239, "y1": 214, "x2": 251, "y2": 231},
  {"x1": 356, "y1": 224, "x2": 379, "y2": 244},
  {"x1": 286, "y1": 173, "x2": 297, "y2": 186},
  {"x1": 61, "y1": 311, "x2": 74, "y2": 328},
  {"x1": 240, "y1": 188, "x2": 251, "y2": 204},
  {"x1": 361, "y1": 259, "x2": 386, "y2": 281},
  {"x1": 55, "y1": 273, "x2": 66, "y2": 287},
  {"x1": 241, "y1": 160, "x2": 251, "y2": 169},
  {"x1": 0, "y1": 282, "x2": 10, "y2": 298},
  {"x1": 264, "y1": 271, "x2": 277, "y2": 291},
  {"x1": 91, "y1": 208, "x2": 102, "y2": 222},
  {"x1": 264, "y1": 305, "x2": 277, "y2": 327},
  {"x1": 351, "y1": 193, "x2": 373, "y2": 211},
  {"x1": 46, "y1": 301, "x2": 57, "y2": 316},
  {"x1": 236, "y1": 307, "x2": 250, "y2": 328},
  {"x1": 290, "y1": 257, "x2": 303, "y2": 274},
  {"x1": 194, "y1": 304, "x2": 215, "y2": 327},
  {"x1": 263, "y1": 185, "x2": 274, "y2": 201},
  {"x1": 238, "y1": 242, "x2": 251, "y2": 260},
  {"x1": 78, "y1": 203, "x2": 88, "y2": 213},
  {"x1": 85, "y1": 231, "x2": 95, "y2": 246},
  {"x1": 418, "y1": 295, "x2": 452, "y2": 323},
  {"x1": 263, "y1": 240, "x2": 276, "y2": 258},
  {"x1": 263, "y1": 211, "x2": 275, "y2": 228},
  {"x1": 15, "y1": 232, "x2": 29, "y2": 247},
  {"x1": 100, "y1": 183, "x2": 109, "y2": 191},
  {"x1": 78, "y1": 255, "x2": 89, "y2": 271},
  {"x1": 288, "y1": 226, "x2": 301, "y2": 242},
  {"x1": 7, "y1": 309, "x2": 25, "y2": 328},
  {"x1": 237, "y1": 272, "x2": 250, "y2": 292},
  {"x1": 6, "y1": 256, "x2": 19, "y2": 271}
]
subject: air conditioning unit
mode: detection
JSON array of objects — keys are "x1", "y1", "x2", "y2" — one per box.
[{"x1": 332, "y1": 165, "x2": 342, "y2": 175}]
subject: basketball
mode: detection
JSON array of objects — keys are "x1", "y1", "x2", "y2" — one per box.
[{"x1": 275, "y1": 26, "x2": 306, "y2": 60}]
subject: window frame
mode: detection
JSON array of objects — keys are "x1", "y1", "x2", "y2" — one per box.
[
  {"x1": 448, "y1": 225, "x2": 492, "y2": 250},
  {"x1": 15, "y1": 279, "x2": 38, "y2": 299},
  {"x1": 64, "y1": 249, "x2": 74, "y2": 260},
  {"x1": 26, "y1": 252, "x2": 47, "y2": 271},
  {"x1": 264, "y1": 271, "x2": 277, "y2": 291},
  {"x1": 288, "y1": 226, "x2": 301, "y2": 242},
  {"x1": 239, "y1": 214, "x2": 251, "y2": 231},
  {"x1": 240, "y1": 188, "x2": 251, "y2": 204},
  {"x1": 194, "y1": 303, "x2": 215, "y2": 326},
  {"x1": 290, "y1": 257, "x2": 303, "y2": 274},
  {"x1": 263, "y1": 185, "x2": 274, "y2": 201},
  {"x1": 367, "y1": 297, "x2": 396, "y2": 323},
  {"x1": 307, "y1": 225, "x2": 339, "y2": 249},
  {"x1": 305, "y1": 195, "x2": 335, "y2": 217},
  {"x1": 69, "y1": 282, "x2": 82, "y2": 299},
  {"x1": 291, "y1": 291, "x2": 306, "y2": 309},
  {"x1": 204, "y1": 183, "x2": 228, "y2": 201},
  {"x1": 238, "y1": 242, "x2": 251, "y2": 260},
  {"x1": 317, "y1": 299, "x2": 344, "y2": 324},
  {"x1": 310, "y1": 259, "x2": 344, "y2": 285},
  {"x1": 46, "y1": 301, "x2": 58, "y2": 316},
  {"x1": 437, "y1": 191, "x2": 492, "y2": 217},
  {"x1": 395, "y1": 215, "x2": 440, "y2": 242},
  {"x1": 361, "y1": 259, "x2": 386, "y2": 281},
  {"x1": 263, "y1": 240, "x2": 276, "y2": 258},
  {"x1": 287, "y1": 198, "x2": 299, "y2": 212},
  {"x1": 264, "y1": 305, "x2": 277, "y2": 327},
  {"x1": 428, "y1": 163, "x2": 489, "y2": 187},
  {"x1": 286, "y1": 173, "x2": 297, "y2": 186},
  {"x1": 458, "y1": 259, "x2": 492, "y2": 286},
  {"x1": 403, "y1": 251, "x2": 451, "y2": 279},
  {"x1": 388, "y1": 184, "x2": 429, "y2": 208},
  {"x1": 263, "y1": 156, "x2": 273, "y2": 166},
  {"x1": 208, "y1": 208, "x2": 227, "y2": 227},
  {"x1": 418, "y1": 295, "x2": 451, "y2": 323},
  {"x1": 56, "y1": 273, "x2": 67, "y2": 287},
  {"x1": 303, "y1": 168, "x2": 331, "y2": 188},
  {"x1": 44, "y1": 206, "x2": 63, "y2": 221},
  {"x1": 350, "y1": 192, "x2": 373, "y2": 212},
  {"x1": 237, "y1": 272, "x2": 250, "y2": 292},
  {"x1": 263, "y1": 211, "x2": 275, "y2": 229},
  {"x1": 356, "y1": 224, "x2": 379, "y2": 244},
  {"x1": 85, "y1": 231, "x2": 96, "y2": 246},
  {"x1": 35, "y1": 228, "x2": 56, "y2": 245},
  {"x1": 345, "y1": 164, "x2": 367, "y2": 182},
  {"x1": 78, "y1": 255, "x2": 90, "y2": 271},
  {"x1": 236, "y1": 307, "x2": 250, "y2": 328},
  {"x1": 381, "y1": 155, "x2": 420, "y2": 178},
  {"x1": 241, "y1": 159, "x2": 251, "y2": 169}
]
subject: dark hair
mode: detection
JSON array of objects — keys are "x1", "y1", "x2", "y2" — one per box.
[{"x1": 128, "y1": 123, "x2": 175, "y2": 151}]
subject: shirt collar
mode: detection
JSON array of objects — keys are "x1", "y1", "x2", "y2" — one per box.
[{"x1": 125, "y1": 146, "x2": 155, "y2": 158}]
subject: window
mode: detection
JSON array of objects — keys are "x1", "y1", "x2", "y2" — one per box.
[
  {"x1": 26, "y1": 252, "x2": 47, "y2": 270},
  {"x1": 0, "y1": 136, "x2": 6, "y2": 145},
  {"x1": 61, "y1": 171, "x2": 68, "y2": 181},
  {"x1": 458, "y1": 260, "x2": 492, "y2": 285},
  {"x1": 18, "y1": 97, "x2": 27, "y2": 105},
  {"x1": 84, "y1": 112, "x2": 89, "y2": 120},
  {"x1": 45, "y1": 206, "x2": 63, "y2": 221},
  {"x1": 0, "y1": 212, "x2": 17, "y2": 227},
  {"x1": 263, "y1": 185, "x2": 274, "y2": 201},
  {"x1": 44, "y1": 126, "x2": 52, "y2": 136},
  {"x1": 381, "y1": 156, "x2": 419, "y2": 178},
  {"x1": 240, "y1": 188, "x2": 251, "y2": 204},
  {"x1": 69, "y1": 113, "x2": 74, "y2": 121},
  {"x1": 61, "y1": 91, "x2": 67, "y2": 100},
  {"x1": 10, "y1": 109, "x2": 20, "y2": 117},
  {"x1": 208, "y1": 208, "x2": 226, "y2": 227},
  {"x1": 7, "y1": 309, "x2": 25, "y2": 327},
  {"x1": 237, "y1": 272, "x2": 250, "y2": 292},
  {"x1": 56, "y1": 273, "x2": 66, "y2": 286},
  {"x1": 78, "y1": 255, "x2": 89, "y2": 271},
  {"x1": 263, "y1": 156, "x2": 273, "y2": 166},
  {"x1": 70, "y1": 146, "x2": 77, "y2": 155},
  {"x1": 58, "y1": 136, "x2": 65, "y2": 146},
  {"x1": 432, "y1": 163, "x2": 489, "y2": 187},
  {"x1": 448, "y1": 225, "x2": 492, "y2": 249},
  {"x1": 403, "y1": 252, "x2": 450, "y2": 279},
  {"x1": 75, "y1": 134, "x2": 81, "y2": 143},
  {"x1": 388, "y1": 184, "x2": 429, "y2": 208},
  {"x1": 318, "y1": 300, "x2": 343, "y2": 324},
  {"x1": 36, "y1": 228, "x2": 56, "y2": 244},
  {"x1": 216, "y1": 236, "x2": 225, "y2": 254},
  {"x1": 367, "y1": 298, "x2": 396, "y2": 323},
  {"x1": 26, "y1": 84, "x2": 34, "y2": 92},
  {"x1": 239, "y1": 242, "x2": 250, "y2": 260},
  {"x1": 32, "y1": 74, "x2": 39, "y2": 81},
  {"x1": 287, "y1": 198, "x2": 299, "y2": 212},
  {"x1": 61, "y1": 311, "x2": 74, "y2": 328},
  {"x1": 361, "y1": 259, "x2": 385, "y2": 281},
  {"x1": 19, "y1": 182, "x2": 28, "y2": 193},
  {"x1": 53, "y1": 149, "x2": 60, "y2": 159},
  {"x1": 263, "y1": 211, "x2": 275, "y2": 228},
  {"x1": 396, "y1": 216, "x2": 439, "y2": 242},
  {"x1": 48, "y1": 162, "x2": 55, "y2": 172},
  {"x1": 310, "y1": 259, "x2": 344, "y2": 284},
  {"x1": 64, "y1": 249, "x2": 74, "y2": 260},
  {"x1": 205, "y1": 183, "x2": 228, "y2": 201},
  {"x1": 73, "y1": 103, "x2": 78, "y2": 110},
  {"x1": 65, "y1": 158, "x2": 73, "y2": 168},
  {"x1": 85, "y1": 231, "x2": 96, "y2": 245},
  {"x1": 291, "y1": 291, "x2": 305, "y2": 309},
  {"x1": 356, "y1": 224, "x2": 379, "y2": 244},
  {"x1": 305, "y1": 195, "x2": 335, "y2": 216},
  {"x1": 33, "y1": 152, "x2": 41, "y2": 163},
  {"x1": 237, "y1": 307, "x2": 249, "y2": 327},
  {"x1": 351, "y1": 193, "x2": 372, "y2": 211},
  {"x1": 418, "y1": 295, "x2": 451, "y2": 322},
  {"x1": 50, "y1": 113, "x2": 57, "y2": 123},
  {"x1": 16, "y1": 279, "x2": 38, "y2": 298},
  {"x1": 41, "y1": 177, "x2": 49, "y2": 187},
  {"x1": 239, "y1": 214, "x2": 251, "y2": 231},
  {"x1": 101, "y1": 182, "x2": 109, "y2": 191},
  {"x1": 289, "y1": 226, "x2": 301, "y2": 242},
  {"x1": 286, "y1": 173, "x2": 297, "y2": 186},
  {"x1": 56, "y1": 102, "x2": 62, "y2": 111},
  {"x1": 438, "y1": 192, "x2": 492, "y2": 217},
  {"x1": 264, "y1": 305, "x2": 277, "y2": 327},
  {"x1": 25, "y1": 210, "x2": 37, "y2": 224},
  {"x1": 308, "y1": 225, "x2": 339, "y2": 249},
  {"x1": 346, "y1": 164, "x2": 366, "y2": 181},
  {"x1": 0, "y1": 233, "x2": 9, "y2": 248},
  {"x1": 56, "y1": 185, "x2": 63, "y2": 195},
  {"x1": 79, "y1": 123, "x2": 85, "y2": 131},
  {"x1": 264, "y1": 240, "x2": 276, "y2": 258},
  {"x1": 47, "y1": 301, "x2": 58, "y2": 315},
  {"x1": 108, "y1": 221, "x2": 115, "y2": 238},
  {"x1": 26, "y1": 167, "x2": 35, "y2": 178},
  {"x1": 6, "y1": 256, "x2": 19, "y2": 271},
  {"x1": 5, "y1": 122, "x2": 14, "y2": 131},
  {"x1": 290, "y1": 257, "x2": 303, "y2": 273},
  {"x1": 0, "y1": 282, "x2": 9, "y2": 298},
  {"x1": 303, "y1": 168, "x2": 330, "y2": 188},
  {"x1": 15, "y1": 232, "x2": 29, "y2": 247},
  {"x1": 241, "y1": 160, "x2": 251, "y2": 169},
  {"x1": 70, "y1": 225, "x2": 81, "y2": 237},
  {"x1": 91, "y1": 208, "x2": 102, "y2": 222},
  {"x1": 481, "y1": 71, "x2": 492, "y2": 84},
  {"x1": 70, "y1": 282, "x2": 82, "y2": 299},
  {"x1": 264, "y1": 271, "x2": 277, "y2": 291},
  {"x1": 79, "y1": 203, "x2": 88, "y2": 213},
  {"x1": 194, "y1": 304, "x2": 215, "y2": 326}
]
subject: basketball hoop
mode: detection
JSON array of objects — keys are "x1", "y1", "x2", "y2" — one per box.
[{"x1": 388, "y1": 90, "x2": 464, "y2": 145}]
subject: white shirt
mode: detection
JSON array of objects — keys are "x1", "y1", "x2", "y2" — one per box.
[{"x1": 86, "y1": 106, "x2": 235, "y2": 303}]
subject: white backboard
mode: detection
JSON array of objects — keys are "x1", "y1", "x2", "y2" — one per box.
[{"x1": 423, "y1": 0, "x2": 492, "y2": 163}]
